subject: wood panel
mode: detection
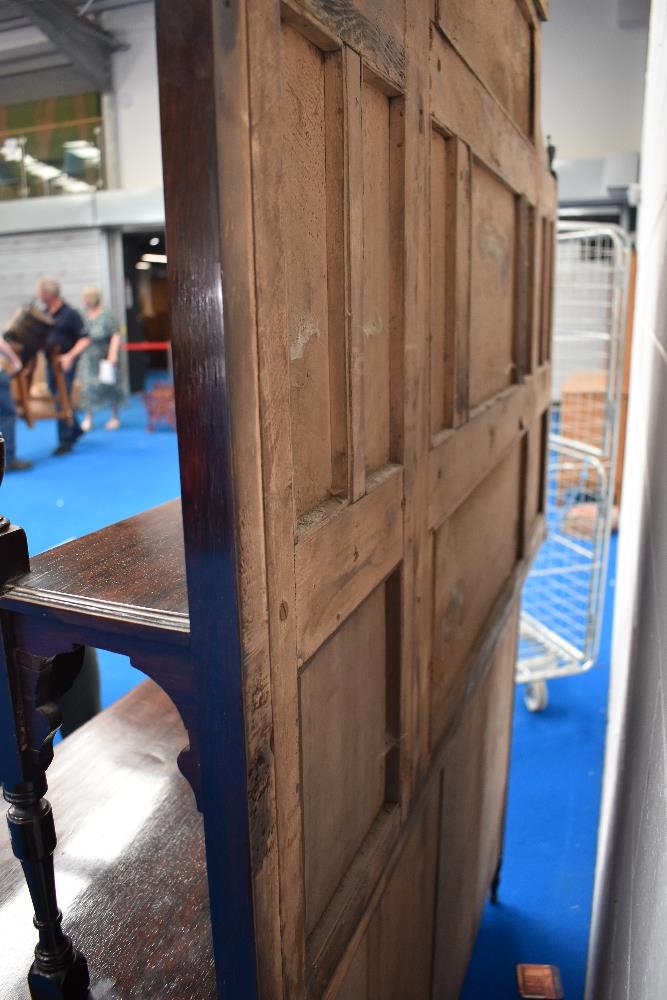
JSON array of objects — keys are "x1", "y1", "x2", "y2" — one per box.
[
  {"x1": 282, "y1": 0, "x2": 406, "y2": 90},
  {"x1": 332, "y1": 946, "x2": 368, "y2": 1000},
  {"x1": 362, "y1": 77, "x2": 393, "y2": 473},
  {"x1": 335, "y1": 780, "x2": 440, "y2": 1000},
  {"x1": 430, "y1": 131, "x2": 471, "y2": 433},
  {"x1": 432, "y1": 600, "x2": 519, "y2": 999},
  {"x1": 283, "y1": 24, "x2": 343, "y2": 516},
  {"x1": 365, "y1": 784, "x2": 440, "y2": 999},
  {"x1": 154, "y1": 3, "x2": 556, "y2": 999},
  {"x1": 301, "y1": 585, "x2": 388, "y2": 933},
  {"x1": 469, "y1": 160, "x2": 517, "y2": 408},
  {"x1": 436, "y1": 0, "x2": 535, "y2": 136},
  {"x1": 524, "y1": 411, "x2": 547, "y2": 544},
  {"x1": 295, "y1": 465, "x2": 403, "y2": 664},
  {"x1": 430, "y1": 443, "x2": 522, "y2": 744},
  {"x1": 539, "y1": 215, "x2": 555, "y2": 365}
]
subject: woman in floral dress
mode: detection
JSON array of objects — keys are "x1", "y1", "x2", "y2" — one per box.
[{"x1": 79, "y1": 286, "x2": 125, "y2": 431}]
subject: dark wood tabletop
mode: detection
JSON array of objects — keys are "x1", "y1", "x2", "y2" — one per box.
[
  {"x1": 0, "y1": 679, "x2": 215, "y2": 999},
  {"x1": 0, "y1": 501, "x2": 190, "y2": 643}
]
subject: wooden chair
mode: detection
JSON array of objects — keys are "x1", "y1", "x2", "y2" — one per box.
[{"x1": 3, "y1": 307, "x2": 75, "y2": 428}]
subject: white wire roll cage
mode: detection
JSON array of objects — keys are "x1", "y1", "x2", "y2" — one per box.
[{"x1": 517, "y1": 222, "x2": 631, "y2": 711}]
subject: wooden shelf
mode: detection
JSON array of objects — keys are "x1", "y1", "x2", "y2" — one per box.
[
  {"x1": 0, "y1": 501, "x2": 189, "y2": 647},
  {"x1": 0, "y1": 680, "x2": 214, "y2": 999}
]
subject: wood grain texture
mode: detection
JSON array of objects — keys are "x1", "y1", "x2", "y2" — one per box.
[
  {"x1": 432, "y1": 601, "x2": 519, "y2": 999},
  {"x1": 430, "y1": 443, "x2": 521, "y2": 745},
  {"x1": 397, "y1": 0, "x2": 432, "y2": 801},
  {"x1": 523, "y1": 412, "x2": 547, "y2": 548},
  {"x1": 469, "y1": 159, "x2": 517, "y2": 408},
  {"x1": 430, "y1": 128, "x2": 449, "y2": 435},
  {"x1": 282, "y1": 0, "x2": 406, "y2": 90},
  {"x1": 331, "y1": 944, "x2": 368, "y2": 999},
  {"x1": 364, "y1": 781, "x2": 440, "y2": 999},
  {"x1": 436, "y1": 0, "x2": 535, "y2": 136},
  {"x1": 361, "y1": 78, "x2": 392, "y2": 473},
  {"x1": 156, "y1": 1, "x2": 260, "y2": 994},
  {"x1": 514, "y1": 194, "x2": 531, "y2": 382},
  {"x1": 428, "y1": 366, "x2": 550, "y2": 529},
  {"x1": 317, "y1": 519, "x2": 544, "y2": 1000},
  {"x1": 0, "y1": 5, "x2": 557, "y2": 998},
  {"x1": 541, "y1": 217, "x2": 555, "y2": 364},
  {"x1": 325, "y1": 47, "x2": 363, "y2": 501},
  {"x1": 283, "y1": 23, "x2": 337, "y2": 517},
  {"x1": 430, "y1": 132, "x2": 471, "y2": 433},
  {"x1": 295, "y1": 465, "x2": 403, "y2": 664},
  {"x1": 301, "y1": 584, "x2": 387, "y2": 933},
  {"x1": 431, "y1": 30, "x2": 544, "y2": 204},
  {"x1": 0, "y1": 681, "x2": 215, "y2": 1000},
  {"x1": 0, "y1": 501, "x2": 188, "y2": 636},
  {"x1": 248, "y1": 4, "x2": 307, "y2": 994}
]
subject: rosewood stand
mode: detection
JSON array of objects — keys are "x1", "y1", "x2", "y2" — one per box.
[{"x1": 0, "y1": 435, "x2": 198, "y2": 997}]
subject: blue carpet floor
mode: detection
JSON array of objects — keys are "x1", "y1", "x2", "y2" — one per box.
[
  {"x1": 3, "y1": 393, "x2": 613, "y2": 999},
  {"x1": 2, "y1": 387, "x2": 180, "y2": 708},
  {"x1": 462, "y1": 535, "x2": 615, "y2": 1000}
]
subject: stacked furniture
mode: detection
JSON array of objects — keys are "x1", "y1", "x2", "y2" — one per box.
[{"x1": 0, "y1": 0, "x2": 555, "y2": 997}]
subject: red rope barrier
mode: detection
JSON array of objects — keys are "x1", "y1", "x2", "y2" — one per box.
[{"x1": 122, "y1": 341, "x2": 171, "y2": 351}]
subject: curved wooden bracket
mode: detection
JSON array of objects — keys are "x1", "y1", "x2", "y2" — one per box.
[{"x1": 131, "y1": 651, "x2": 201, "y2": 809}]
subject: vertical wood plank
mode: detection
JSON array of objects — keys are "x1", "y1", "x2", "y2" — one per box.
[
  {"x1": 539, "y1": 216, "x2": 554, "y2": 365},
  {"x1": 323, "y1": 43, "x2": 367, "y2": 503},
  {"x1": 346, "y1": 49, "x2": 367, "y2": 501},
  {"x1": 155, "y1": 1, "x2": 260, "y2": 995},
  {"x1": 283, "y1": 24, "x2": 335, "y2": 518},
  {"x1": 389, "y1": 96, "x2": 407, "y2": 463},
  {"x1": 247, "y1": 6, "x2": 308, "y2": 996},
  {"x1": 429, "y1": 132, "x2": 470, "y2": 433},
  {"x1": 362, "y1": 78, "x2": 393, "y2": 474},
  {"x1": 514, "y1": 194, "x2": 530, "y2": 383},
  {"x1": 429, "y1": 128, "x2": 448, "y2": 435},
  {"x1": 446, "y1": 136, "x2": 471, "y2": 427},
  {"x1": 545, "y1": 218, "x2": 556, "y2": 362},
  {"x1": 324, "y1": 49, "x2": 350, "y2": 498},
  {"x1": 400, "y1": 0, "x2": 432, "y2": 801}
]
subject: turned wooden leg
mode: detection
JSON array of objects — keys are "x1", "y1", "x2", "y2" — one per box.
[
  {"x1": 0, "y1": 439, "x2": 89, "y2": 995},
  {"x1": 5, "y1": 780, "x2": 89, "y2": 998},
  {"x1": 0, "y1": 635, "x2": 91, "y2": 1000}
]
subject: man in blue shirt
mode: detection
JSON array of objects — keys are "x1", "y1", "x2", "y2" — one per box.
[{"x1": 36, "y1": 277, "x2": 90, "y2": 456}]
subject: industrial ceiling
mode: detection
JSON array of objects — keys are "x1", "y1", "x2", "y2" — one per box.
[{"x1": 0, "y1": 0, "x2": 147, "y2": 104}]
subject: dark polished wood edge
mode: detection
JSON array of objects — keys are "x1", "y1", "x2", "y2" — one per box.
[
  {"x1": 0, "y1": 590, "x2": 190, "y2": 639},
  {"x1": 156, "y1": 2, "x2": 259, "y2": 997}
]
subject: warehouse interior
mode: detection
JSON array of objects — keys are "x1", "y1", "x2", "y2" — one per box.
[{"x1": 0, "y1": 1, "x2": 665, "y2": 998}]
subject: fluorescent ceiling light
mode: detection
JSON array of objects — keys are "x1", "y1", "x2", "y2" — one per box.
[{"x1": 141, "y1": 253, "x2": 167, "y2": 264}]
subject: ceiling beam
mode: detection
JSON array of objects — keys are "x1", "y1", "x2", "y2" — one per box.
[{"x1": 17, "y1": 0, "x2": 126, "y2": 91}]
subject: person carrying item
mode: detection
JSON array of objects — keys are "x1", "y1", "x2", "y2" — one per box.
[
  {"x1": 79, "y1": 286, "x2": 125, "y2": 432},
  {"x1": 36, "y1": 277, "x2": 90, "y2": 456},
  {"x1": 0, "y1": 337, "x2": 32, "y2": 471}
]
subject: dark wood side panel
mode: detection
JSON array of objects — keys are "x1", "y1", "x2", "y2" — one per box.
[{"x1": 156, "y1": 1, "x2": 262, "y2": 995}]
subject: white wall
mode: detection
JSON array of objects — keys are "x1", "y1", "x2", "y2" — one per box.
[
  {"x1": 0, "y1": 230, "x2": 109, "y2": 329},
  {"x1": 102, "y1": 1, "x2": 163, "y2": 190},
  {"x1": 586, "y1": 0, "x2": 667, "y2": 994},
  {"x1": 542, "y1": 0, "x2": 649, "y2": 158}
]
